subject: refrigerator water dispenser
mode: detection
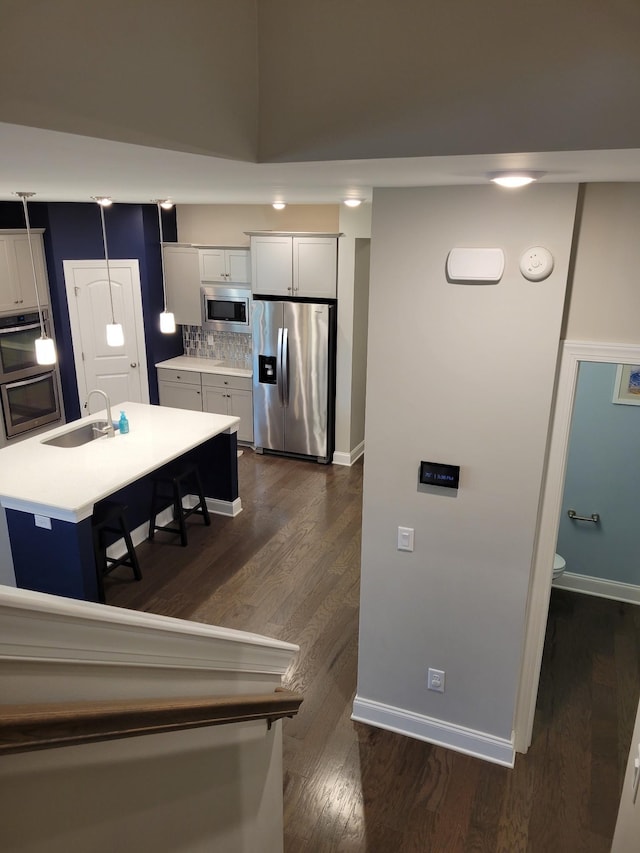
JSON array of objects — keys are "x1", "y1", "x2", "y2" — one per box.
[{"x1": 258, "y1": 355, "x2": 277, "y2": 384}]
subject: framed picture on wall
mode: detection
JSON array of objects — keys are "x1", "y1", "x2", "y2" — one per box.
[{"x1": 613, "y1": 364, "x2": 640, "y2": 405}]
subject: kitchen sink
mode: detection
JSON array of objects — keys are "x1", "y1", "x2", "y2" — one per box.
[{"x1": 41, "y1": 420, "x2": 113, "y2": 448}]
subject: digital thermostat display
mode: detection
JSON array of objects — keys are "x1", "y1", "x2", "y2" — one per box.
[{"x1": 419, "y1": 461, "x2": 460, "y2": 490}]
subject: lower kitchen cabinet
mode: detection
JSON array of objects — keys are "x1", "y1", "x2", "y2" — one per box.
[
  {"x1": 157, "y1": 366, "x2": 253, "y2": 443},
  {"x1": 201, "y1": 374, "x2": 253, "y2": 443},
  {"x1": 157, "y1": 368, "x2": 202, "y2": 411}
]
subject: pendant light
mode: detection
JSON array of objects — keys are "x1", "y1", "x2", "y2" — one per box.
[
  {"x1": 92, "y1": 196, "x2": 124, "y2": 347},
  {"x1": 14, "y1": 191, "x2": 57, "y2": 365},
  {"x1": 152, "y1": 199, "x2": 176, "y2": 334}
]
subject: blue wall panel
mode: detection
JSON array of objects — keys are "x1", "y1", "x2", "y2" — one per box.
[
  {"x1": 0, "y1": 200, "x2": 182, "y2": 421},
  {"x1": 557, "y1": 361, "x2": 640, "y2": 585}
]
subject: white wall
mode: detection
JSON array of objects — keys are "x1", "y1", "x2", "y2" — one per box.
[
  {"x1": 0, "y1": 586, "x2": 298, "y2": 853},
  {"x1": 565, "y1": 183, "x2": 640, "y2": 343},
  {"x1": 176, "y1": 205, "x2": 339, "y2": 245},
  {"x1": 334, "y1": 204, "x2": 372, "y2": 463},
  {"x1": 354, "y1": 184, "x2": 579, "y2": 764},
  {"x1": 350, "y1": 239, "x2": 370, "y2": 449},
  {"x1": 0, "y1": 723, "x2": 284, "y2": 853}
]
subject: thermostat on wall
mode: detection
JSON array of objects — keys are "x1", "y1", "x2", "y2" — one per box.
[
  {"x1": 446, "y1": 248, "x2": 504, "y2": 282},
  {"x1": 519, "y1": 246, "x2": 554, "y2": 281},
  {"x1": 419, "y1": 461, "x2": 460, "y2": 490}
]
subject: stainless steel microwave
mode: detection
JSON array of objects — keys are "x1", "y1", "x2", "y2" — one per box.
[{"x1": 201, "y1": 284, "x2": 251, "y2": 334}]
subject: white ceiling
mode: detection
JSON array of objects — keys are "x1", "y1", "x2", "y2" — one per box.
[{"x1": 2, "y1": 122, "x2": 640, "y2": 206}]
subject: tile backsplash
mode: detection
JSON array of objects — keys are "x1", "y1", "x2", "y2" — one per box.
[{"x1": 182, "y1": 326, "x2": 252, "y2": 368}]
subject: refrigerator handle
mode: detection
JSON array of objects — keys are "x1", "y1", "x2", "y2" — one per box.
[
  {"x1": 281, "y1": 326, "x2": 289, "y2": 407},
  {"x1": 276, "y1": 328, "x2": 284, "y2": 406}
]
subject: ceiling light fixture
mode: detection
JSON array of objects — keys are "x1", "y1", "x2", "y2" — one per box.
[
  {"x1": 152, "y1": 199, "x2": 176, "y2": 334},
  {"x1": 489, "y1": 172, "x2": 538, "y2": 188},
  {"x1": 343, "y1": 198, "x2": 363, "y2": 207},
  {"x1": 93, "y1": 196, "x2": 124, "y2": 347},
  {"x1": 272, "y1": 202, "x2": 286, "y2": 210},
  {"x1": 14, "y1": 192, "x2": 57, "y2": 365}
]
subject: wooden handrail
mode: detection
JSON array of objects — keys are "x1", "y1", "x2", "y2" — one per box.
[{"x1": 0, "y1": 688, "x2": 303, "y2": 755}]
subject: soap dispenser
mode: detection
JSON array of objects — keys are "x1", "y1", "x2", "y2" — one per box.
[{"x1": 118, "y1": 410, "x2": 129, "y2": 434}]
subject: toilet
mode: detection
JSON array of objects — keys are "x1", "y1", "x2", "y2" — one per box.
[{"x1": 553, "y1": 553, "x2": 566, "y2": 581}]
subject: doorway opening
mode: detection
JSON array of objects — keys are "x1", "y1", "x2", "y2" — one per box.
[{"x1": 516, "y1": 341, "x2": 640, "y2": 754}]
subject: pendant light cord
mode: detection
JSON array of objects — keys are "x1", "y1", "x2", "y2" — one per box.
[
  {"x1": 98, "y1": 203, "x2": 117, "y2": 324},
  {"x1": 157, "y1": 202, "x2": 169, "y2": 312},
  {"x1": 19, "y1": 195, "x2": 47, "y2": 340}
]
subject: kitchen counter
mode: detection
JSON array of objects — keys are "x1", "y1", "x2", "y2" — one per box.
[
  {"x1": 0, "y1": 402, "x2": 241, "y2": 602},
  {"x1": 0, "y1": 401, "x2": 239, "y2": 523},
  {"x1": 155, "y1": 356, "x2": 252, "y2": 379}
]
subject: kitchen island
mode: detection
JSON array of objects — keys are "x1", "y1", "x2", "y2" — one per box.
[{"x1": 0, "y1": 402, "x2": 240, "y2": 602}]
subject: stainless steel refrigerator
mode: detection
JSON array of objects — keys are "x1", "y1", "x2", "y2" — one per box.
[{"x1": 253, "y1": 298, "x2": 336, "y2": 463}]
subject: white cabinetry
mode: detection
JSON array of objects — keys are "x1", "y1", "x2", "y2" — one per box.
[
  {"x1": 199, "y1": 248, "x2": 250, "y2": 283},
  {"x1": 250, "y1": 234, "x2": 338, "y2": 298},
  {"x1": 163, "y1": 245, "x2": 250, "y2": 327},
  {"x1": 157, "y1": 367, "x2": 202, "y2": 411},
  {"x1": 162, "y1": 245, "x2": 201, "y2": 326},
  {"x1": 157, "y1": 365, "x2": 254, "y2": 443},
  {"x1": 0, "y1": 230, "x2": 49, "y2": 314},
  {"x1": 202, "y1": 373, "x2": 253, "y2": 443}
]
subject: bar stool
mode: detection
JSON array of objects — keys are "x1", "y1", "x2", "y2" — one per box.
[
  {"x1": 148, "y1": 462, "x2": 211, "y2": 547},
  {"x1": 92, "y1": 501, "x2": 142, "y2": 603}
]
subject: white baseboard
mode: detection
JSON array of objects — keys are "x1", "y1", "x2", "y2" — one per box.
[
  {"x1": 553, "y1": 571, "x2": 640, "y2": 605},
  {"x1": 333, "y1": 440, "x2": 365, "y2": 467},
  {"x1": 351, "y1": 695, "x2": 515, "y2": 767},
  {"x1": 205, "y1": 496, "x2": 243, "y2": 517}
]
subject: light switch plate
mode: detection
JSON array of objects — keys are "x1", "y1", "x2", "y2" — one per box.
[
  {"x1": 397, "y1": 526, "x2": 414, "y2": 551},
  {"x1": 34, "y1": 514, "x2": 52, "y2": 530}
]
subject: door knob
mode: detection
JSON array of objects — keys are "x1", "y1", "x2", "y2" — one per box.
[{"x1": 130, "y1": 362, "x2": 137, "y2": 368}]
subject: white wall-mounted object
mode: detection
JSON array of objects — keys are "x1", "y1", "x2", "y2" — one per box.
[
  {"x1": 519, "y1": 246, "x2": 554, "y2": 281},
  {"x1": 446, "y1": 247, "x2": 505, "y2": 282}
]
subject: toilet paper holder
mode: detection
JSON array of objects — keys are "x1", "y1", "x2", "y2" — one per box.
[{"x1": 567, "y1": 509, "x2": 600, "y2": 523}]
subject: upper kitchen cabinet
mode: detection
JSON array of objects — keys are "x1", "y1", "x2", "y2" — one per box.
[
  {"x1": 199, "y1": 248, "x2": 250, "y2": 283},
  {"x1": 163, "y1": 244, "x2": 201, "y2": 326},
  {"x1": 0, "y1": 230, "x2": 49, "y2": 314},
  {"x1": 249, "y1": 233, "x2": 339, "y2": 298}
]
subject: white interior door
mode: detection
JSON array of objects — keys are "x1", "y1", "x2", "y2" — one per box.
[{"x1": 63, "y1": 260, "x2": 149, "y2": 414}]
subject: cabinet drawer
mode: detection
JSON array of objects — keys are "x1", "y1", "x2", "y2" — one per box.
[
  {"x1": 201, "y1": 373, "x2": 253, "y2": 392},
  {"x1": 157, "y1": 367, "x2": 201, "y2": 386}
]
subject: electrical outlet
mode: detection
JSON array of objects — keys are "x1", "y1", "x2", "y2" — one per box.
[{"x1": 427, "y1": 668, "x2": 445, "y2": 693}]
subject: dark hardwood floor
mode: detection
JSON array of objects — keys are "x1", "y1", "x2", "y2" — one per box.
[{"x1": 106, "y1": 450, "x2": 640, "y2": 852}]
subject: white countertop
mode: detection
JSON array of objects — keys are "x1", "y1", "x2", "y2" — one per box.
[
  {"x1": 0, "y1": 402, "x2": 239, "y2": 523},
  {"x1": 155, "y1": 356, "x2": 252, "y2": 379}
]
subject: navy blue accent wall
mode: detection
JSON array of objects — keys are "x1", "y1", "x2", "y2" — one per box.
[{"x1": 0, "y1": 201, "x2": 182, "y2": 421}]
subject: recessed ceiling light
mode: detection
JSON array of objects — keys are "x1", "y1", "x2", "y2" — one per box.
[
  {"x1": 489, "y1": 172, "x2": 538, "y2": 188},
  {"x1": 343, "y1": 198, "x2": 362, "y2": 207},
  {"x1": 91, "y1": 196, "x2": 112, "y2": 206},
  {"x1": 272, "y1": 202, "x2": 286, "y2": 210},
  {"x1": 152, "y1": 198, "x2": 174, "y2": 210}
]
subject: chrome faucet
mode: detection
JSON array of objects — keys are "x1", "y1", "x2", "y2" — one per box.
[{"x1": 87, "y1": 388, "x2": 115, "y2": 437}]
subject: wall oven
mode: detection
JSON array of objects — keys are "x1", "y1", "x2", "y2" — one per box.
[
  {"x1": 201, "y1": 284, "x2": 251, "y2": 334},
  {"x1": 0, "y1": 311, "x2": 61, "y2": 439}
]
